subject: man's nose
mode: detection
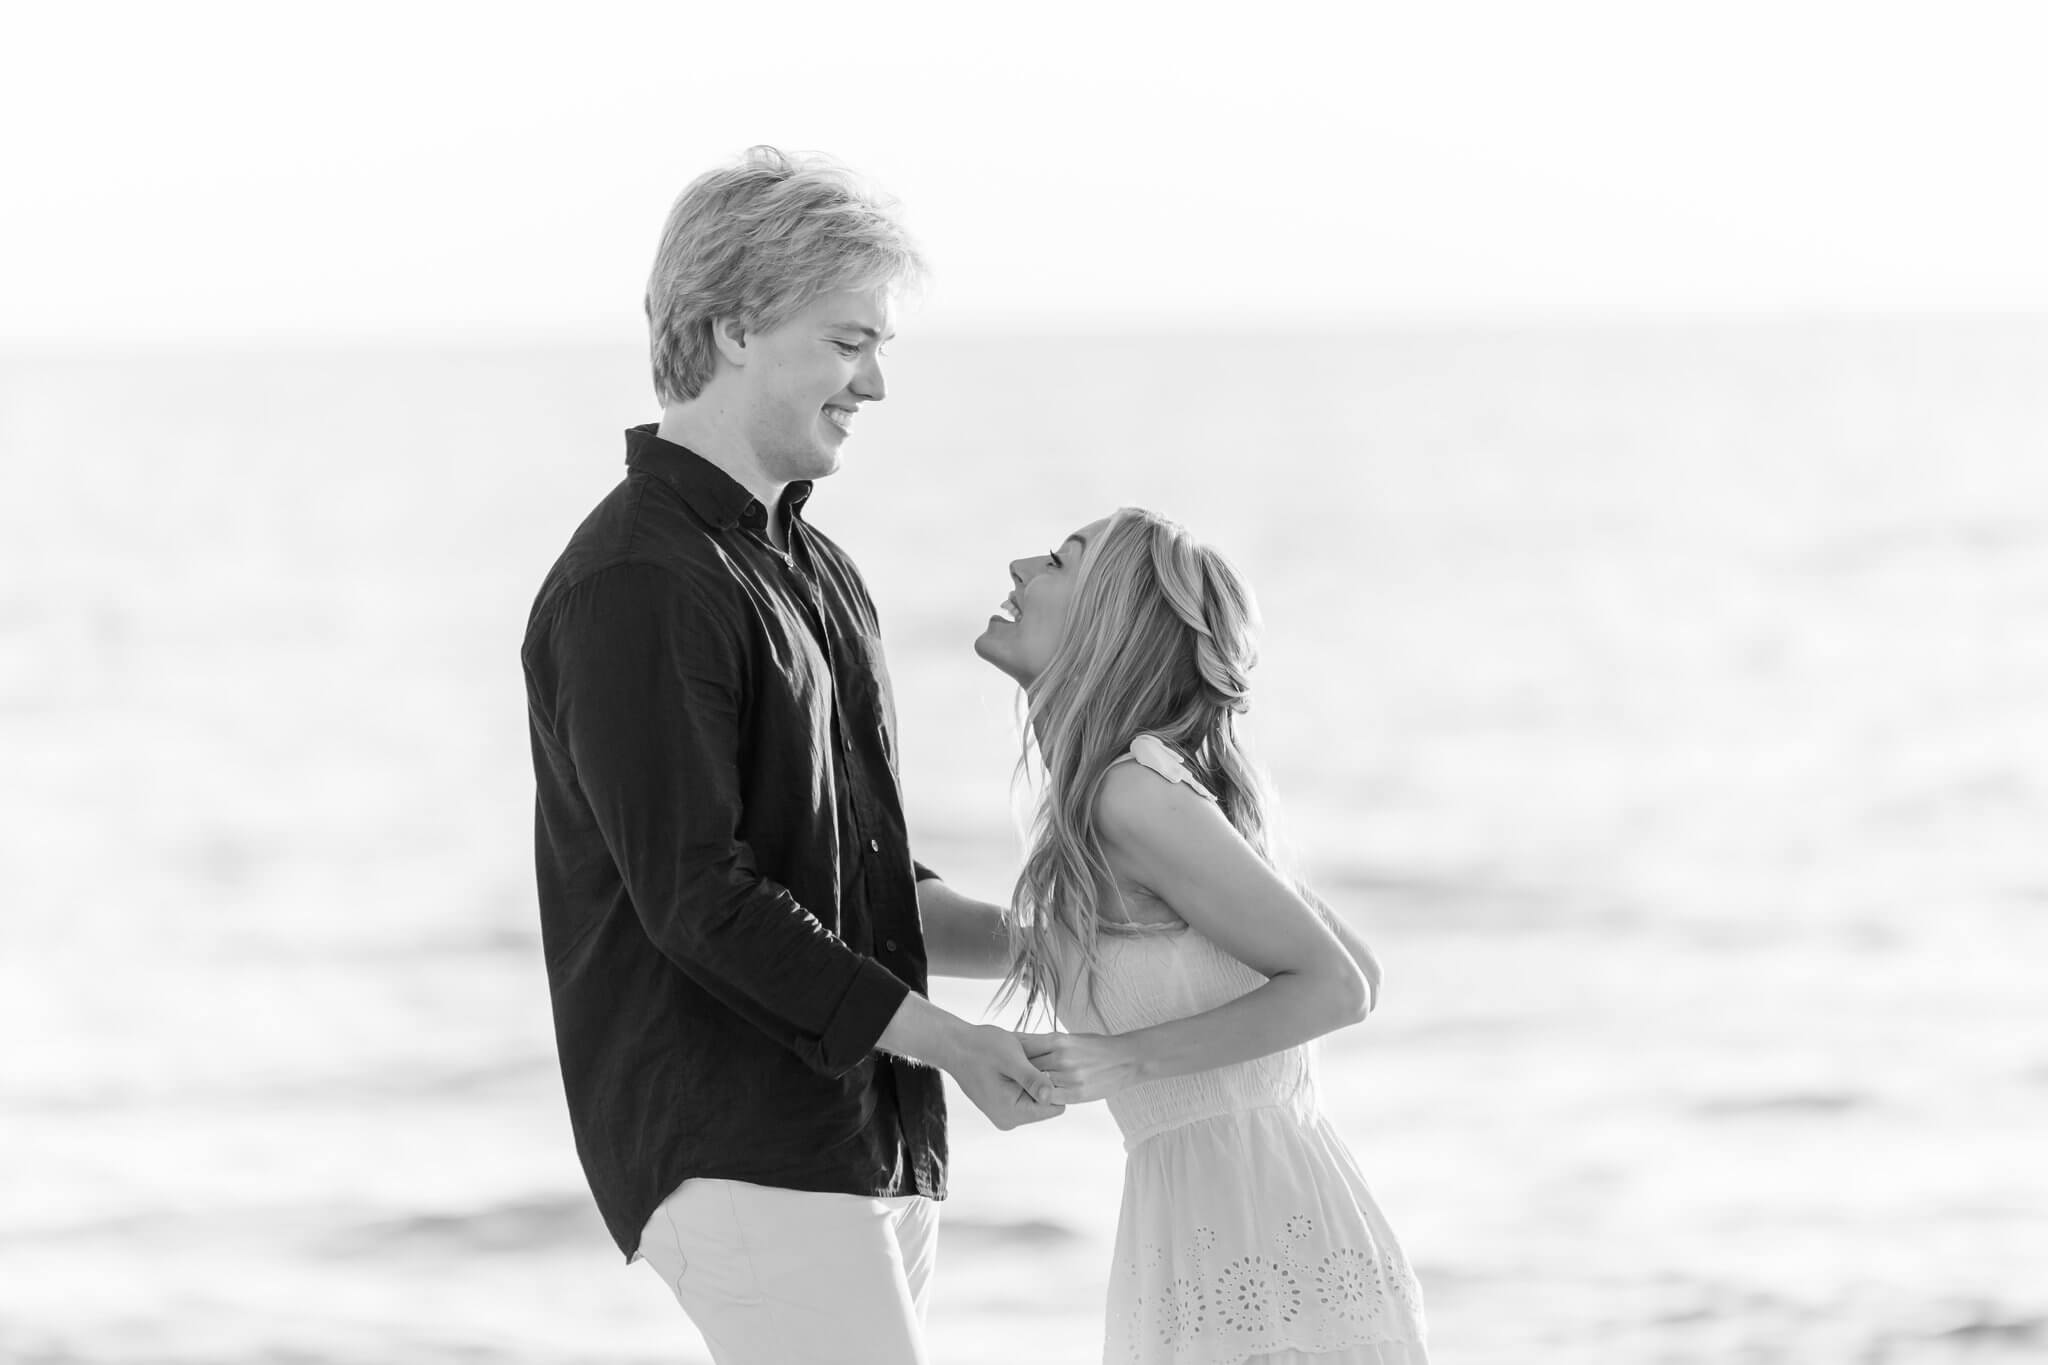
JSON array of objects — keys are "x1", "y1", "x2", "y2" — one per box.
[{"x1": 851, "y1": 351, "x2": 886, "y2": 403}]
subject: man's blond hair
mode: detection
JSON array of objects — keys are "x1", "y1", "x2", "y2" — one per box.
[{"x1": 645, "y1": 146, "x2": 925, "y2": 405}]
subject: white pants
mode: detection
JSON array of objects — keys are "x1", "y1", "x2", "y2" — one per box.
[{"x1": 636, "y1": 1178, "x2": 940, "y2": 1365}]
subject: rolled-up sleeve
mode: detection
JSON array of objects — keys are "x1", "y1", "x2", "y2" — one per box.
[{"x1": 539, "y1": 561, "x2": 908, "y2": 1076}]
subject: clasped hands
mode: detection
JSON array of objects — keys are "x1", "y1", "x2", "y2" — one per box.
[
  {"x1": 1019, "y1": 1029, "x2": 1141, "y2": 1106},
  {"x1": 948, "y1": 1024, "x2": 1140, "y2": 1131}
]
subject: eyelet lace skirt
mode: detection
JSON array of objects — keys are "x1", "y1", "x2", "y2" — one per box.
[{"x1": 1104, "y1": 1094, "x2": 1429, "y2": 1365}]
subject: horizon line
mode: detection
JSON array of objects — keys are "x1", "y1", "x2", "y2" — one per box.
[{"x1": 6, "y1": 306, "x2": 2048, "y2": 356}]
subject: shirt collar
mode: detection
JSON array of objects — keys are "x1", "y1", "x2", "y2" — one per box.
[{"x1": 623, "y1": 424, "x2": 814, "y2": 531}]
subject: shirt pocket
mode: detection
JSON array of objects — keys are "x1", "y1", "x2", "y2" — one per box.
[
  {"x1": 838, "y1": 634, "x2": 898, "y2": 766},
  {"x1": 755, "y1": 608, "x2": 836, "y2": 748}
]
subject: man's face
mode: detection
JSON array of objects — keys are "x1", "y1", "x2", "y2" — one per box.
[{"x1": 736, "y1": 285, "x2": 895, "y2": 485}]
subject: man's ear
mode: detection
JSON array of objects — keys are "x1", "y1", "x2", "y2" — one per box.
[{"x1": 710, "y1": 316, "x2": 749, "y2": 368}]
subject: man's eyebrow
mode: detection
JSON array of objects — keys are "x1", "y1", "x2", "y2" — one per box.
[{"x1": 828, "y1": 322, "x2": 896, "y2": 341}]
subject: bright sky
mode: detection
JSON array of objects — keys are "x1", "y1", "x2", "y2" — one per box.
[{"x1": 4, "y1": 1, "x2": 2045, "y2": 341}]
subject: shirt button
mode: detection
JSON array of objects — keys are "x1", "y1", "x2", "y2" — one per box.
[
  {"x1": 884, "y1": 938, "x2": 899, "y2": 953},
  {"x1": 869, "y1": 838, "x2": 880, "y2": 853}
]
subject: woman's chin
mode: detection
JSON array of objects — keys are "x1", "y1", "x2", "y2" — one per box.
[{"x1": 972, "y1": 628, "x2": 1030, "y2": 685}]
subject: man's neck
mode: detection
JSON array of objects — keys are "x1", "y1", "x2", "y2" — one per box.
[{"x1": 656, "y1": 399, "x2": 790, "y2": 549}]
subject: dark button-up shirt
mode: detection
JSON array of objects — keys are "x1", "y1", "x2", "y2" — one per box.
[{"x1": 521, "y1": 425, "x2": 947, "y2": 1258}]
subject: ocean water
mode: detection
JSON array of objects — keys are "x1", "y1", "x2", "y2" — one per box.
[{"x1": 3, "y1": 320, "x2": 2046, "y2": 1364}]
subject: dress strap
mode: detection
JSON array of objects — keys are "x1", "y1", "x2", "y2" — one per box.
[{"x1": 1110, "y1": 733, "x2": 1218, "y2": 802}]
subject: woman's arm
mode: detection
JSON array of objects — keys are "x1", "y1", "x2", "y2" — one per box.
[
  {"x1": 916, "y1": 877, "x2": 1013, "y2": 979},
  {"x1": 1304, "y1": 887, "x2": 1383, "y2": 1014},
  {"x1": 1020, "y1": 764, "x2": 1370, "y2": 1102}
]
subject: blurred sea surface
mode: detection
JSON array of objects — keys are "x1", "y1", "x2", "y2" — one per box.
[{"x1": 3, "y1": 320, "x2": 2046, "y2": 1363}]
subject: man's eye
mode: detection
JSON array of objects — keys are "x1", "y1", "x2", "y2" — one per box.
[{"x1": 831, "y1": 341, "x2": 861, "y2": 356}]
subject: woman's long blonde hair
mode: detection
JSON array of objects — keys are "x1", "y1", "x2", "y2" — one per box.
[{"x1": 997, "y1": 508, "x2": 1281, "y2": 1021}]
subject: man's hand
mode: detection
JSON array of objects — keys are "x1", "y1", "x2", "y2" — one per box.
[
  {"x1": 1018, "y1": 1030, "x2": 1143, "y2": 1104},
  {"x1": 948, "y1": 1024, "x2": 1066, "y2": 1131},
  {"x1": 878, "y1": 994, "x2": 1063, "y2": 1131}
]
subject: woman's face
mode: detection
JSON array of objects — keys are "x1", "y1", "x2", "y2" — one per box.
[{"x1": 974, "y1": 516, "x2": 1113, "y2": 686}]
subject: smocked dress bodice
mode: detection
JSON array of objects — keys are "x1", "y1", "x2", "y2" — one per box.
[{"x1": 1059, "y1": 925, "x2": 1320, "y2": 1150}]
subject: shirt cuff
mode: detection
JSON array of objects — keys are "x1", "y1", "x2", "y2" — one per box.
[{"x1": 814, "y1": 955, "x2": 913, "y2": 1077}]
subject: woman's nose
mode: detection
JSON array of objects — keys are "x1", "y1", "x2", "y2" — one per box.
[{"x1": 1008, "y1": 557, "x2": 1033, "y2": 586}]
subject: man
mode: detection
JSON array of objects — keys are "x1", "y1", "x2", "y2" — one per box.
[{"x1": 521, "y1": 146, "x2": 1059, "y2": 1363}]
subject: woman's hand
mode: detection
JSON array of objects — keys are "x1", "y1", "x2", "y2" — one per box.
[{"x1": 1017, "y1": 1031, "x2": 1145, "y2": 1104}]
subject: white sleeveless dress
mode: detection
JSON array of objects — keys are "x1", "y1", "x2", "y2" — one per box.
[{"x1": 1052, "y1": 737, "x2": 1430, "y2": 1365}]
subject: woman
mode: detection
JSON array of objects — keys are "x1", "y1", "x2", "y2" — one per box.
[{"x1": 936, "y1": 507, "x2": 1430, "y2": 1365}]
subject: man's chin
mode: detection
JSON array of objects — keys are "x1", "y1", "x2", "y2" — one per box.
[{"x1": 776, "y1": 446, "x2": 841, "y2": 484}]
